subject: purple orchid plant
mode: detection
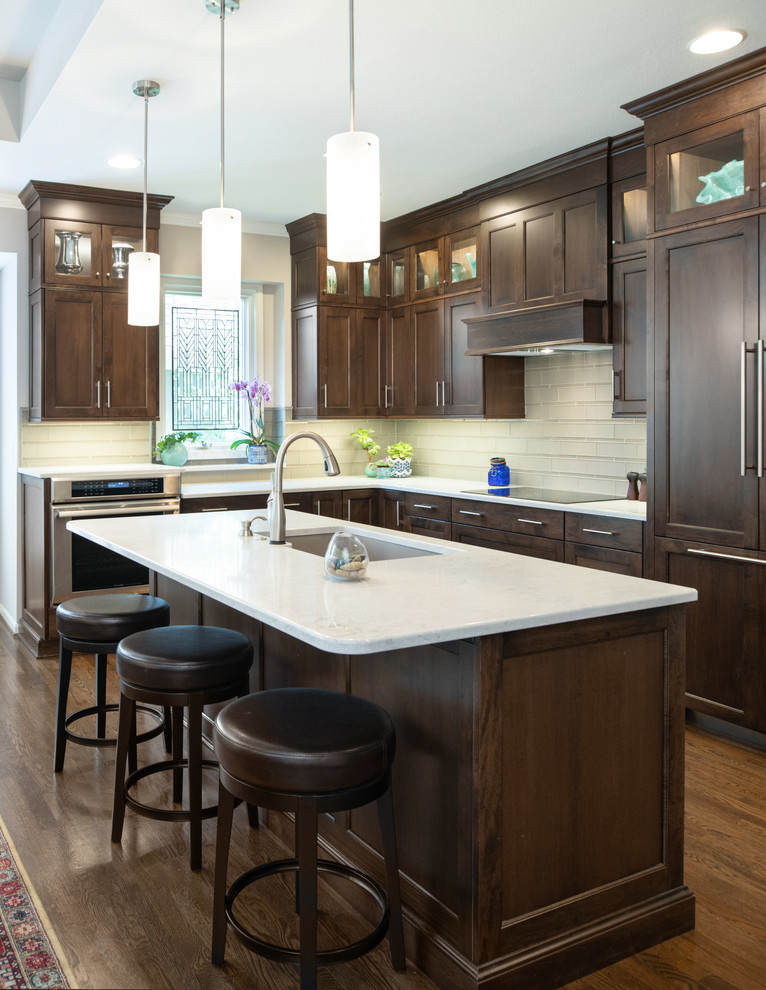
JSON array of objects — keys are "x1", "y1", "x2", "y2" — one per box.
[{"x1": 228, "y1": 376, "x2": 279, "y2": 455}]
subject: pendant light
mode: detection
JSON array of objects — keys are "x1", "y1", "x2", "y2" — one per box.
[
  {"x1": 128, "y1": 79, "x2": 161, "y2": 326},
  {"x1": 201, "y1": 0, "x2": 242, "y2": 303},
  {"x1": 326, "y1": 0, "x2": 380, "y2": 263}
]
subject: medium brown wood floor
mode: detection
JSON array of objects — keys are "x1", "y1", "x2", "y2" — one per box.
[{"x1": 1, "y1": 624, "x2": 765, "y2": 990}]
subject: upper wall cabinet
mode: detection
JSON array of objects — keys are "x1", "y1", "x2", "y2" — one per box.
[
  {"x1": 410, "y1": 227, "x2": 480, "y2": 301},
  {"x1": 20, "y1": 180, "x2": 172, "y2": 422},
  {"x1": 611, "y1": 174, "x2": 648, "y2": 257},
  {"x1": 480, "y1": 187, "x2": 608, "y2": 314},
  {"x1": 652, "y1": 111, "x2": 761, "y2": 232}
]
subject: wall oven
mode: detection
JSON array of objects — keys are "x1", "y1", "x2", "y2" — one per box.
[{"x1": 50, "y1": 475, "x2": 181, "y2": 603}]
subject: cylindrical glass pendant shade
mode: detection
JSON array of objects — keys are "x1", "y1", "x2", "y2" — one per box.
[
  {"x1": 326, "y1": 130, "x2": 380, "y2": 262},
  {"x1": 127, "y1": 252, "x2": 160, "y2": 326},
  {"x1": 201, "y1": 206, "x2": 242, "y2": 302}
]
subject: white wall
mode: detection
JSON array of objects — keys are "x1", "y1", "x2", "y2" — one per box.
[{"x1": 0, "y1": 205, "x2": 28, "y2": 631}]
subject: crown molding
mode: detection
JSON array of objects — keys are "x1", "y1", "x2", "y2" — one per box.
[{"x1": 161, "y1": 210, "x2": 288, "y2": 238}]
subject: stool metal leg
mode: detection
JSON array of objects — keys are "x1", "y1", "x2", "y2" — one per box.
[
  {"x1": 297, "y1": 796, "x2": 319, "y2": 990},
  {"x1": 54, "y1": 643, "x2": 73, "y2": 773},
  {"x1": 112, "y1": 693, "x2": 136, "y2": 843},
  {"x1": 95, "y1": 653, "x2": 108, "y2": 738},
  {"x1": 188, "y1": 701, "x2": 203, "y2": 871},
  {"x1": 162, "y1": 705, "x2": 173, "y2": 754},
  {"x1": 377, "y1": 786, "x2": 406, "y2": 971},
  {"x1": 172, "y1": 706, "x2": 184, "y2": 804},
  {"x1": 211, "y1": 780, "x2": 236, "y2": 966}
]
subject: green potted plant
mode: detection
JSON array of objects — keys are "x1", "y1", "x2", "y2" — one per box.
[
  {"x1": 154, "y1": 431, "x2": 202, "y2": 466},
  {"x1": 228, "y1": 376, "x2": 279, "y2": 464},
  {"x1": 350, "y1": 427, "x2": 381, "y2": 478},
  {"x1": 386, "y1": 441, "x2": 414, "y2": 478}
]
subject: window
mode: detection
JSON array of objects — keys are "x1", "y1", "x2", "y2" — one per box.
[{"x1": 160, "y1": 282, "x2": 261, "y2": 450}]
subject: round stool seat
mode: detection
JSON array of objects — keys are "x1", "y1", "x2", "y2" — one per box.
[
  {"x1": 215, "y1": 688, "x2": 396, "y2": 794},
  {"x1": 117, "y1": 626, "x2": 254, "y2": 692},
  {"x1": 56, "y1": 593, "x2": 170, "y2": 644}
]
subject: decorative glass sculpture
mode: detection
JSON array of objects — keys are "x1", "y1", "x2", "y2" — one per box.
[{"x1": 55, "y1": 231, "x2": 84, "y2": 274}]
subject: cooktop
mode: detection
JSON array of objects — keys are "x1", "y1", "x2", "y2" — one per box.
[{"x1": 462, "y1": 487, "x2": 618, "y2": 504}]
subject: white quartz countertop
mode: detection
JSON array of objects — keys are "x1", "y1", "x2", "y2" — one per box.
[
  {"x1": 18, "y1": 463, "x2": 182, "y2": 480},
  {"x1": 68, "y1": 509, "x2": 690, "y2": 654}
]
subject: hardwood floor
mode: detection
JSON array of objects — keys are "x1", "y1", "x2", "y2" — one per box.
[{"x1": 1, "y1": 622, "x2": 765, "y2": 989}]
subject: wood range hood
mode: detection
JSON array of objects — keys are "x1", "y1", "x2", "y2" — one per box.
[{"x1": 464, "y1": 299, "x2": 610, "y2": 356}]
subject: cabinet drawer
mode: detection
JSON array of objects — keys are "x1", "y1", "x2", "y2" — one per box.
[
  {"x1": 182, "y1": 494, "x2": 269, "y2": 513},
  {"x1": 403, "y1": 493, "x2": 452, "y2": 521},
  {"x1": 565, "y1": 512, "x2": 643, "y2": 553},
  {"x1": 452, "y1": 498, "x2": 564, "y2": 539},
  {"x1": 452, "y1": 522, "x2": 564, "y2": 562},
  {"x1": 564, "y1": 542, "x2": 642, "y2": 577}
]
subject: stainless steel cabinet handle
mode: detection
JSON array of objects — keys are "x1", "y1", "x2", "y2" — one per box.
[
  {"x1": 759, "y1": 340, "x2": 764, "y2": 478},
  {"x1": 441, "y1": 380, "x2": 447, "y2": 406},
  {"x1": 517, "y1": 518, "x2": 543, "y2": 526},
  {"x1": 395, "y1": 501, "x2": 400, "y2": 527},
  {"x1": 435, "y1": 381, "x2": 440, "y2": 406},
  {"x1": 284, "y1": 502, "x2": 302, "y2": 508},
  {"x1": 323, "y1": 384, "x2": 328, "y2": 409},
  {"x1": 687, "y1": 548, "x2": 766, "y2": 566},
  {"x1": 315, "y1": 500, "x2": 322, "y2": 514},
  {"x1": 582, "y1": 528, "x2": 614, "y2": 536},
  {"x1": 96, "y1": 380, "x2": 101, "y2": 409},
  {"x1": 347, "y1": 501, "x2": 352, "y2": 521},
  {"x1": 413, "y1": 504, "x2": 437, "y2": 510},
  {"x1": 201, "y1": 507, "x2": 228, "y2": 512},
  {"x1": 106, "y1": 380, "x2": 111, "y2": 408},
  {"x1": 741, "y1": 341, "x2": 747, "y2": 477},
  {"x1": 459, "y1": 510, "x2": 483, "y2": 517},
  {"x1": 384, "y1": 384, "x2": 389, "y2": 409}
]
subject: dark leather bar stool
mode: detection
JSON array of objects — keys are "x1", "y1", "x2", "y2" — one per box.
[
  {"x1": 54, "y1": 593, "x2": 172, "y2": 773},
  {"x1": 211, "y1": 687, "x2": 406, "y2": 990},
  {"x1": 111, "y1": 625, "x2": 254, "y2": 871}
]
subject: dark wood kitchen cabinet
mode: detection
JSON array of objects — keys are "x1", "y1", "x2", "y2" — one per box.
[
  {"x1": 626, "y1": 49, "x2": 766, "y2": 733},
  {"x1": 481, "y1": 186, "x2": 608, "y2": 314},
  {"x1": 411, "y1": 293, "x2": 524, "y2": 418},
  {"x1": 410, "y1": 227, "x2": 480, "y2": 300},
  {"x1": 564, "y1": 511, "x2": 643, "y2": 576},
  {"x1": 451, "y1": 498, "x2": 565, "y2": 561},
  {"x1": 21, "y1": 181, "x2": 171, "y2": 422}
]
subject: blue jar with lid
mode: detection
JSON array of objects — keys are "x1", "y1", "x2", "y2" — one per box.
[{"x1": 488, "y1": 457, "x2": 510, "y2": 489}]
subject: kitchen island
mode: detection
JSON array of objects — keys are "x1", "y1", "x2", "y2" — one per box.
[{"x1": 68, "y1": 508, "x2": 696, "y2": 990}]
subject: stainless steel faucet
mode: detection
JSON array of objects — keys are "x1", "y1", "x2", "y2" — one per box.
[{"x1": 269, "y1": 432, "x2": 340, "y2": 543}]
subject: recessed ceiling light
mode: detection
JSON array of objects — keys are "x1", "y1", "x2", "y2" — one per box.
[
  {"x1": 688, "y1": 29, "x2": 745, "y2": 54},
  {"x1": 108, "y1": 154, "x2": 141, "y2": 169}
]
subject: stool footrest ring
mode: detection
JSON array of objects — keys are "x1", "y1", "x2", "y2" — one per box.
[
  {"x1": 64, "y1": 703, "x2": 165, "y2": 748},
  {"x1": 226, "y1": 858, "x2": 390, "y2": 966},
  {"x1": 124, "y1": 759, "x2": 219, "y2": 823}
]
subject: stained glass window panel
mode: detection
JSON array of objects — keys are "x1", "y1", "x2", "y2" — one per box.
[{"x1": 171, "y1": 306, "x2": 240, "y2": 431}]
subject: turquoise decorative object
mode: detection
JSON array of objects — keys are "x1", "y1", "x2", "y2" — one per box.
[
  {"x1": 696, "y1": 159, "x2": 745, "y2": 204},
  {"x1": 160, "y1": 442, "x2": 188, "y2": 466},
  {"x1": 451, "y1": 261, "x2": 467, "y2": 282},
  {"x1": 376, "y1": 464, "x2": 392, "y2": 479},
  {"x1": 466, "y1": 252, "x2": 476, "y2": 278},
  {"x1": 364, "y1": 462, "x2": 378, "y2": 478},
  {"x1": 246, "y1": 444, "x2": 269, "y2": 464}
]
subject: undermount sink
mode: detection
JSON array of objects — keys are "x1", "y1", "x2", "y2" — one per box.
[{"x1": 286, "y1": 530, "x2": 442, "y2": 562}]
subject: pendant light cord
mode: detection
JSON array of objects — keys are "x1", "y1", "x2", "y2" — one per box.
[
  {"x1": 220, "y1": 0, "x2": 226, "y2": 208},
  {"x1": 142, "y1": 92, "x2": 148, "y2": 251},
  {"x1": 348, "y1": 0, "x2": 355, "y2": 132}
]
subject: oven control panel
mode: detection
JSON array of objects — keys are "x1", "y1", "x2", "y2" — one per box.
[{"x1": 51, "y1": 474, "x2": 181, "y2": 502}]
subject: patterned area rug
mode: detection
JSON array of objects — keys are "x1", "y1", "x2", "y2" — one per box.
[{"x1": 0, "y1": 810, "x2": 74, "y2": 989}]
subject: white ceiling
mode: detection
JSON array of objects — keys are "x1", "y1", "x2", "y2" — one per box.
[{"x1": 1, "y1": 0, "x2": 765, "y2": 232}]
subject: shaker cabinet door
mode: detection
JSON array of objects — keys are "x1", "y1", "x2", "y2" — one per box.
[{"x1": 42, "y1": 289, "x2": 102, "y2": 418}]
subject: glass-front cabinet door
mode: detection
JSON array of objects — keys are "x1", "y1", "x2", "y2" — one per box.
[
  {"x1": 43, "y1": 219, "x2": 102, "y2": 287},
  {"x1": 319, "y1": 248, "x2": 356, "y2": 301},
  {"x1": 445, "y1": 227, "x2": 479, "y2": 292},
  {"x1": 653, "y1": 112, "x2": 760, "y2": 230},
  {"x1": 386, "y1": 249, "x2": 408, "y2": 305},
  {"x1": 412, "y1": 238, "x2": 441, "y2": 299},
  {"x1": 101, "y1": 225, "x2": 154, "y2": 290},
  {"x1": 360, "y1": 258, "x2": 384, "y2": 306},
  {"x1": 611, "y1": 176, "x2": 647, "y2": 257}
]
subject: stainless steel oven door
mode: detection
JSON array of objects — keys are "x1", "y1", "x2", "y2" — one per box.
[{"x1": 50, "y1": 498, "x2": 180, "y2": 603}]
